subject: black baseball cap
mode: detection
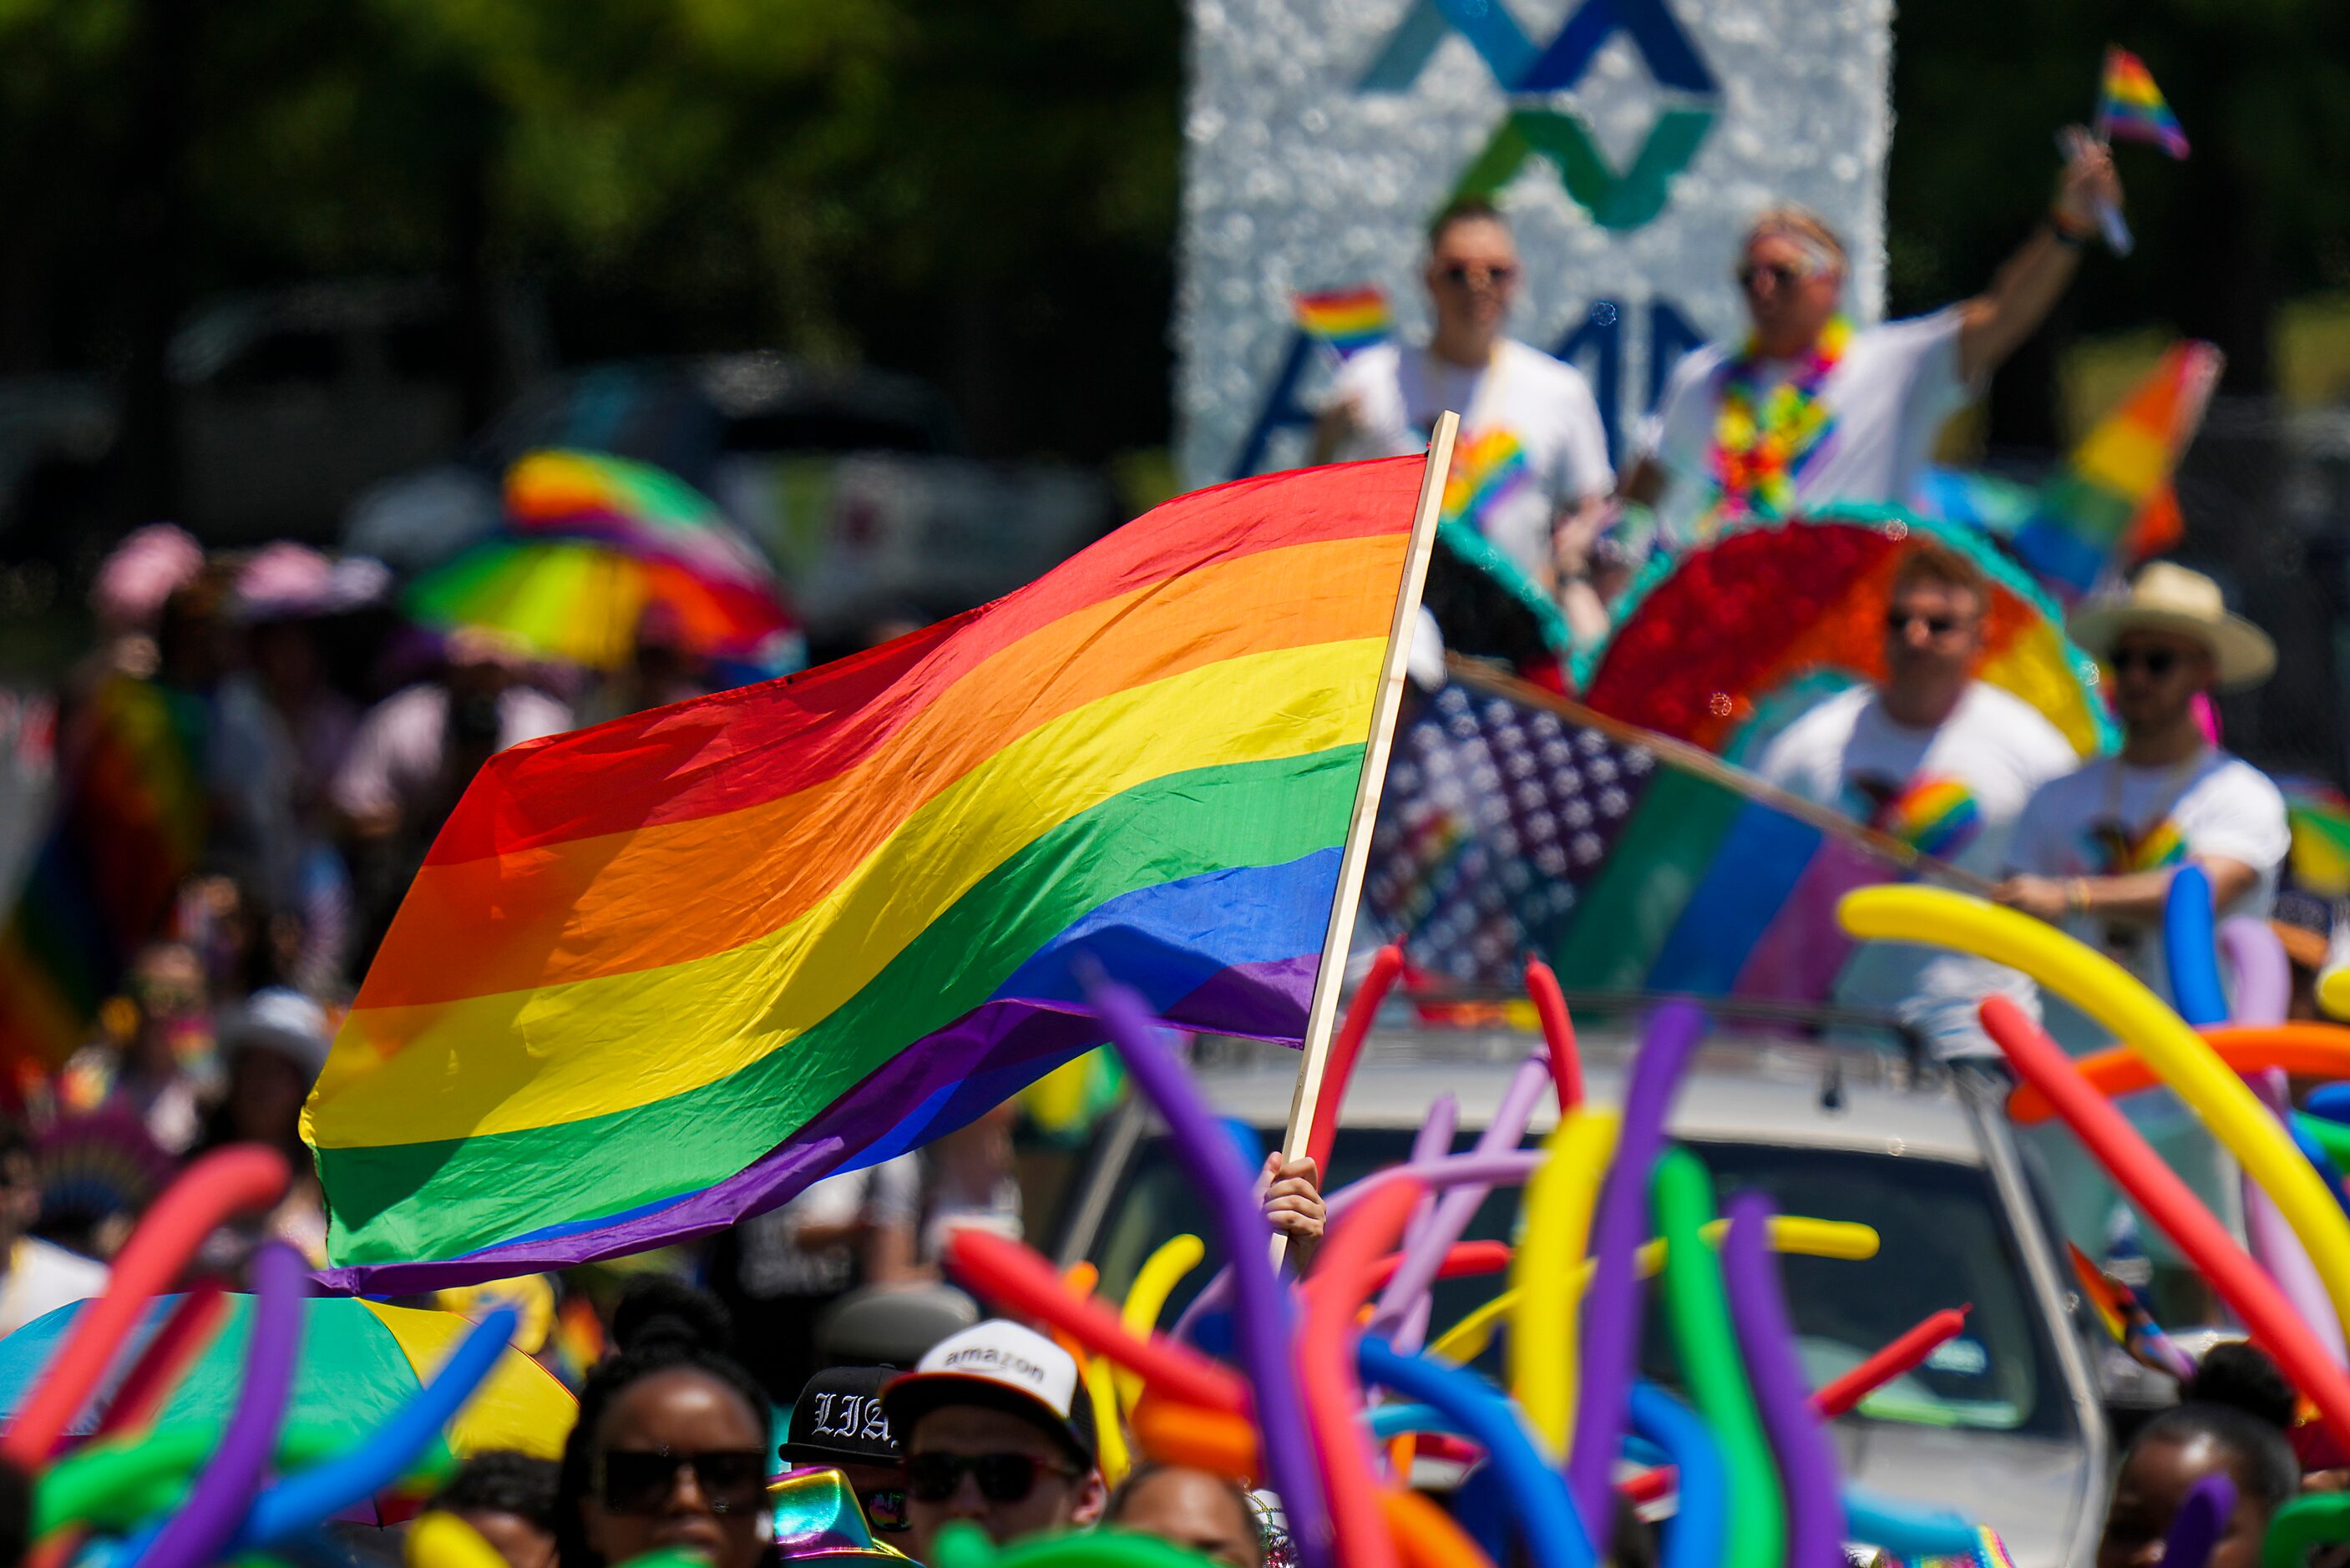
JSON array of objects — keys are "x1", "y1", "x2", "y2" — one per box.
[{"x1": 782, "y1": 1366, "x2": 902, "y2": 1471}]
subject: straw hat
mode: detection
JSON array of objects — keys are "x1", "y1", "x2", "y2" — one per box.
[{"x1": 2067, "y1": 562, "x2": 2277, "y2": 690}]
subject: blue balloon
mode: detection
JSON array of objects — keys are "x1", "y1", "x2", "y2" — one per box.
[
  {"x1": 1363, "y1": 1403, "x2": 1467, "y2": 1440},
  {"x1": 1628, "y1": 1383, "x2": 1726, "y2": 1568},
  {"x1": 2164, "y1": 865, "x2": 2227, "y2": 1028},
  {"x1": 1842, "y1": 1485, "x2": 1983, "y2": 1558},
  {"x1": 1358, "y1": 1335, "x2": 1593, "y2": 1568},
  {"x1": 2289, "y1": 1116, "x2": 2350, "y2": 1219},
  {"x1": 2308, "y1": 1084, "x2": 2350, "y2": 1126}
]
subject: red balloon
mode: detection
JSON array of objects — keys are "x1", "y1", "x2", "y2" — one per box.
[
  {"x1": 1525, "y1": 959, "x2": 1583, "y2": 1110},
  {"x1": 1811, "y1": 1306, "x2": 1970, "y2": 1420},
  {"x1": 943, "y1": 1230, "x2": 1247, "y2": 1415},
  {"x1": 1307, "y1": 944, "x2": 1405, "y2": 1177},
  {"x1": 1299, "y1": 1178, "x2": 1420, "y2": 1568},
  {"x1": 2006, "y1": 1024, "x2": 2350, "y2": 1125},
  {"x1": 4, "y1": 1146, "x2": 290, "y2": 1466},
  {"x1": 1980, "y1": 998, "x2": 2350, "y2": 1448}
]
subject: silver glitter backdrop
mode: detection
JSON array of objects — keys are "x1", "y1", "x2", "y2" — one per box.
[{"x1": 1175, "y1": 0, "x2": 1894, "y2": 485}]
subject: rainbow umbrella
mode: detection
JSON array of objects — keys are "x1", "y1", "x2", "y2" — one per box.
[
  {"x1": 407, "y1": 450, "x2": 800, "y2": 673},
  {"x1": 0, "y1": 1294, "x2": 574, "y2": 1460},
  {"x1": 1578, "y1": 507, "x2": 2116, "y2": 762}
]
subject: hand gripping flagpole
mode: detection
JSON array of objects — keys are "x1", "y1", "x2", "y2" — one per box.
[{"x1": 1273, "y1": 411, "x2": 1456, "y2": 1267}]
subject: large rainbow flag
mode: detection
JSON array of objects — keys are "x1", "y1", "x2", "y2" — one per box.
[
  {"x1": 2008, "y1": 342, "x2": 2221, "y2": 603},
  {"x1": 0, "y1": 676, "x2": 208, "y2": 1079},
  {"x1": 306, "y1": 458, "x2": 1427, "y2": 1289}
]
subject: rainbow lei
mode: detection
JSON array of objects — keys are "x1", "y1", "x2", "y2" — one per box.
[{"x1": 1709, "y1": 315, "x2": 1852, "y2": 522}]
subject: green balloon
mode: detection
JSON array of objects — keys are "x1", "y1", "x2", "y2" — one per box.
[
  {"x1": 1655, "y1": 1148, "x2": 1786, "y2": 1568},
  {"x1": 2265, "y1": 1493, "x2": 2350, "y2": 1568},
  {"x1": 37, "y1": 1421, "x2": 456, "y2": 1537},
  {"x1": 930, "y1": 1523, "x2": 1231, "y2": 1568}
]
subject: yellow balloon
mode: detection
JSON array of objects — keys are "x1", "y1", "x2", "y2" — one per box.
[
  {"x1": 1841, "y1": 885, "x2": 2350, "y2": 1338},
  {"x1": 1086, "y1": 1352, "x2": 1132, "y2": 1485},
  {"x1": 1427, "y1": 1216, "x2": 1878, "y2": 1364},
  {"x1": 407, "y1": 1514, "x2": 511, "y2": 1568},
  {"x1": 1509, "y1": 1108, "x2": 1619, "y2": 1456},
  {"x1": 2321, "y1": 965, "x2": 2350, "y2": 1022},
  {"x1": 1116, "y1": 1234, "x2": 1206, "y2": 1415}
]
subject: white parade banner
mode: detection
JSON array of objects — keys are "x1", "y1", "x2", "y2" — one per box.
[{"x1": 1176, "y1": 0, "x2": 1895, "y2": 486}]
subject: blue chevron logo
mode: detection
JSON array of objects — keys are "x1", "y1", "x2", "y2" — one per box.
[{"x1": 1360, "y1": 0, "x2": 1719, "y2": 232}]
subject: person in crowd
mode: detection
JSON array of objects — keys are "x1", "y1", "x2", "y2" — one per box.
[
  {"x1": 556, "y1": 1282, "x2": 772, "y2": 1568},
  {"x1": 195, "y1": 988, "x2": 333, "y2": 1266},
  {"x1": 917, "y1": 1102, "x2": 1026, "y2": 1264},
  {"x1": 0, "y1": 1115, "x2": 106, "y2": 1336},
  {"x1": 1622, "y1": 139, "x2": 2124, "y2": 549},
  {"x1": 76, "y1": 524, "x2": 205, "y2": 690},
  {"x1": 881, "y1": 1319, "x2": 1106, "y2": 1560},
  {"x1": 427, "y1": 1452, "x2": 561, "y2": 1568},
  {"x1": 1998, "y1": 563, "x2": 2287, "y2": 1304},
  {"x1": 333, "y1": 626, "x2": 570, "y2": 957},
  {"x1": 1998, "y1": 563, "x2": 2287, "y2": 1009},
  {"x1": 1103, "y1": 1465, "x2": 1264, "y2": 1568},
  {"x1": 54, "y1": 941, "x2": 212, "y2": 1155},
  {"x1": 1311, "y1": 198, "x2": 1613, "y2": 600},
  {"x1": 781, "y1": 1365, "x2": 909, "y2": 1541},
  {"x1": 717, "y1": 1154, "x2": 919, "y2": 1404},
  {"x1": 1754, "y1": 542, "x2": 2077, "y2": 1060},
  {"x1": 1260, "y1": 1152, "x2": 1325, "y2": 1273},
  {"x1": 2098, "y1": 1343, "x2": 2300, "y2": 1568}
]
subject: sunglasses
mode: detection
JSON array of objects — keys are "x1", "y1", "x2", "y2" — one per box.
[
  {"x1": 1735, "y1": 260, "x2": 1817, "y2": 292},
  {"x1": 860, "y1": 1487, "x2": 910, "y2": 1534},
  {"x1": 905, "y1": 1452, "x2": 1080, "y2": 1505},
  {"x1": 1885, "y1": 609, "x2": 1969, "y2": 638},
  {"x1": 594, "y1": 1448, "x2": 767, "y2": 1515},
  {"x1": 2109, "y1": 646, "x2": 2180, "y2": 677},
  {"x1": 1436, "y1": 263, "x2": 1516, "y2": 287}
]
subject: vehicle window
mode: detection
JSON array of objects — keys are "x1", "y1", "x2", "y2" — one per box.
[{"x1": 1085, "y1": 1130, "x2": 2069, "y2": 1440}]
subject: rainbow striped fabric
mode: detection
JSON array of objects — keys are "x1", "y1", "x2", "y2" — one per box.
[
  {"x1": 2282, "y1": 777, "x2": 2350, "y2": 898},
  {"x1": 1871, "y1": 776, "x2": 1983, "y2": 862},
  {"x1": 2009, "y1": 342, "x2": 2220, "y2": 602},
  {"x1": 0, "y1": 676, "x2": 207, "y2": 1075},
  {"x1": 1294, "y1": 286, "x2": 1393, "y2": 359},
  {"x1": 306, "y1": 458, "x2": 1425, "y2": 1289},
  {"x1": 2098, "y1": 48, "x2": 2190, "y2": 159}
]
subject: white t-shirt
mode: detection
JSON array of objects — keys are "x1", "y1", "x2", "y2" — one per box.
[
  {"x1": 0, "y1": 1238, "x2": 107, "y2": 1338},
  {"x1": 1641, "y1": 306, "x2": 1977, "y2": 551},
  {"x1": 1756, "y1": 683, "x2": 2079, "y2": 1057},
  {"x1": 2004, "y1": 749, "x2": 2291, "y2": 1042},
  {"x1": 1329, "y1": 338, "x2": 1613, "y2": 583}
]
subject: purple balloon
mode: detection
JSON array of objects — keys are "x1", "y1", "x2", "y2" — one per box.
[
  {"x1": 2220, "y1": 917, "x2": 2291, "y2": 1029},
  {"x1": 1089, "y1": 977, "x2": 1329, "y2": 1568},
  {"x1": 1371, "y1": 1055, "x2": 1550, "y2": 1348},
  {"x1": 1568, "y1": 1002, "x2": 1704, "y2": 1547},
  {"x1": 2160, "y1": 1473, "x2": 2236, "y2": 1568},
  {"x1": 1722, "y1": 1193, "x2": 1846, "y2": 1568},
  {"x1": 2246, "y1": 1069, "x2": 2347, "y2": 1366},
  {"x1": 133, "y1": 1241, "x2": 307, "y2": 1568},
  {"x1": 1385, "y1": 1093, "x2": 1462, "y2": 1353}
]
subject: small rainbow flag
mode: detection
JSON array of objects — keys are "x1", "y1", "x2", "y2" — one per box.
[
  {"x1": 2089, "y1": 817, "x2": 2185, "y2": 876},
  {"x1": 2282, "y1": 777, "x2": 2350, "y2": 898},
  {"x1": 2065, "y1": 1241, "x2": 2195, "y2": 1378},
  {"x1": 1874, "y1": 776, "x2": 1983, "y2": 862},
  {"x1": 2008, "y1": 341, "x2": 2221, "y2": 602},
  {"x1": 1294, "y1": 286, "x2": 1393, "y2": 360},
  {"x1": 1441, "y1": 429, "x2": 1532, "y2": 532},
  {"x1": 306, "y1": 458, "x2": 1425, "y2": 1290},
  {"x1": 2097, "y1": 48, "x2": 2190, "y2": 159}
]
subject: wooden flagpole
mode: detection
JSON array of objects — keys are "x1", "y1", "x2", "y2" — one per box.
[
  {"x1": 1273, "y1": 412, "x2": 1456, "y2": 1242},
  {"x1": 1444, "y1": 655, "x2": 2000, "y2": 898}
]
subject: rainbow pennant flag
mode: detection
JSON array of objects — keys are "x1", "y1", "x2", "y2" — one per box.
[
  {"x1": 2008, "y1": 341, "x2": 2221, "y2": 603},
  {"x1": 1294, "y1": 286, "x2": 1393, "y2": 360},
  {"x1": 2097, "y1": 48, "x2": 2190, "y2": 159},
  {"x1": 305, "y1": 458, "x2": 1426, "y2": 1289},
  {"x1": 2282, "y1": 777, "x2": 2350, "y2": 898},
  {"x1": 0, "y1": 676, "x2": 208, "y2": 1077}
]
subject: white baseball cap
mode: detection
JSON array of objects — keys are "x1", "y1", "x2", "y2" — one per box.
[{"x1": 879, "y1": 1319, "x2": 1096, "y2": 1463}]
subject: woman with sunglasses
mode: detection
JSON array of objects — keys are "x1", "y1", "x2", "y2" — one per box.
[{"x1": 556, "y1": 1283, "x2": 776, "y2": 1568}]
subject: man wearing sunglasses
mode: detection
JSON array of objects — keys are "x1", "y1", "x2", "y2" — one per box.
[
  {"x1": 1998, "y1": 564, "x2": 2286, "y2": 1289},
  {"x1": 1623, "y1": 139, "x2": 2122, "y2": 551},
  {"x1": 1755, "y1": 543, "x2": 2076, "y2": 1060},
  {"x1": 882, "y1": 1320, "x2": 1105, "y2": 1560},
  {"x1": 1311, "y1": 198, "x2": 1613, "y2": 600}
]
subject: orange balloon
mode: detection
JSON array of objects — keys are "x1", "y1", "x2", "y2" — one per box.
[
  {"x1": 2005, "y1": 1024, "x2": 2350, "y2": 1125},
  {"x1": 1383, "y1": 1488, "x2": 1498, "y2": 1568},
  {"x1": 1130, "y1": 1394, "x2": 1259, "y2": 1484}
]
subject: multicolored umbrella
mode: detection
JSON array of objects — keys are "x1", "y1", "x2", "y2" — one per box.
[
  {"x1": 1578, "y1": 508, "x2": 2115, "y2": 762},
  {"x1": 0, "y1": 1294, "x2": 574, "y2": 1459},
  {"x1": 407, "y1": 450, "x2": 801, "y2": 673}
]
